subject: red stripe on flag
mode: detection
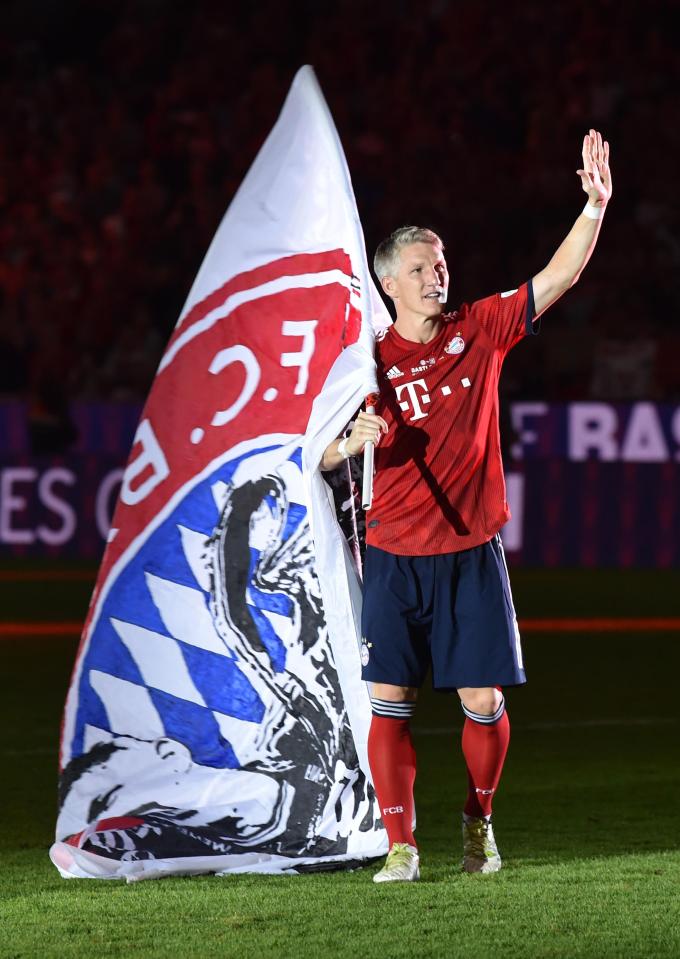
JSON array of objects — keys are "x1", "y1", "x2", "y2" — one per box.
[{"x1": 169, "y1": 249, "x2": 353, "y2": 346}]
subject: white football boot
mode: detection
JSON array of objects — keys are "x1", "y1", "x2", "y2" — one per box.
[
  {"x1": 373, "y1": 843, "x2": 420, "y2": 883},
  {"x1": 462, "y1": 814, "x2": 502, "y2": 873}
]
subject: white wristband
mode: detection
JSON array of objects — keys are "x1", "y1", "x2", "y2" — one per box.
[
  {"x1": 338, "y1": 437, "x2": 351, "y2": 459},
  {"x1": 582, "y1": 201, "x2": 604, "y2": 220}
]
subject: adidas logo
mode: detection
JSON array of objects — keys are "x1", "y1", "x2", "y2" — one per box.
[{"x1": 386, "y1": 365, "x2": 404, "y2": 380}]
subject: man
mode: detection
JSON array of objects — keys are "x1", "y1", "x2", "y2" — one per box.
[{"x1": 321, "y1": 129, "x2": 612, "y2": 882}]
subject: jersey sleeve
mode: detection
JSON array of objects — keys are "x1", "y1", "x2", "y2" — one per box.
[{"x1": 470, "y1": 280, "x2": 538, "y2": 353}]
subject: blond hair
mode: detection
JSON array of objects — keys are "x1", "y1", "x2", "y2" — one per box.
[{"x1": 373, "y1": 226, "x2": 444, "y2": 281}]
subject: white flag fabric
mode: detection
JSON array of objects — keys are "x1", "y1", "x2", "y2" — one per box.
[
  {"x1": 301, "y1": 284, "x2": 391, "y2": 776},
  {"x1": 51, "y1": 66, "x2": 389, "y2": 881}
]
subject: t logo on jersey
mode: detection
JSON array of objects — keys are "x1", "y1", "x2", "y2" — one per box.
[{"x1": 395, "y1": 379, "x2": 430, "y2": 421}]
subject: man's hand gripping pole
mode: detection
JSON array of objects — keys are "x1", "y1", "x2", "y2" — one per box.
[{"x1": 362, "y1": 393, "x2": 379, "y2": 510}]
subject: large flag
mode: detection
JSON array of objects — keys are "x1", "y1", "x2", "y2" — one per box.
[{"x1": 51, "y1": 66, "x2": 390, "y2": 881}]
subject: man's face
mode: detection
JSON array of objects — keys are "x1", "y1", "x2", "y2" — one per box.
[{"x1": 382, "y1": 242, "x2": 449, "y2": 319}]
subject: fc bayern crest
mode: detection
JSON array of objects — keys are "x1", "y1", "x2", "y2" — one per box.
[{"x1": 445, "y1": 335, "x2": 465, "y2": 355}]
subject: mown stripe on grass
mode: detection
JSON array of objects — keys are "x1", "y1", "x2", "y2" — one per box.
[
  {"x1": 4, "y1": 717, "x2": 676, "y2": 752},
  {"x1": 415, "y1": 716, "x2": 679, "y2": 734}
]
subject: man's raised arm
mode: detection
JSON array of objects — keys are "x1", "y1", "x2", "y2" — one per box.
[{"x1": 532, "y1": 128, "x2": 612, "y2": 317}]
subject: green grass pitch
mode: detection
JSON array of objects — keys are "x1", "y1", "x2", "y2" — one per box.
[{"x1": 1, "y1": 566, "x2": 679, "y2": 958}]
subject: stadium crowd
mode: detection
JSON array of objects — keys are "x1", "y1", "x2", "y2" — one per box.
[{"x1": 2, "y1": 0, "x2": 679, "y2": 424}]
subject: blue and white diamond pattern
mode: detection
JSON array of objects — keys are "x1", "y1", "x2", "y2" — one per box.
[{"x1": 72, "y1": 443, "x2": 308, "y2": 770}]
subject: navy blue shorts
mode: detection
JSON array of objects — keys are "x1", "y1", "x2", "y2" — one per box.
[{"x1": 360, "y1": 535, "x2": 526, "y2": 691}]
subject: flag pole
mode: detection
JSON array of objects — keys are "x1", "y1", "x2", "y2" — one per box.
[
  {"x1": 304, "y1": 68, "x2": 379, "y2": 512},
  {"x1": 361, "y1": 392, "x2": 379, "y2": 510}
]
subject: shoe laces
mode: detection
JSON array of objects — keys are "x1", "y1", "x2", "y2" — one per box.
[
  {"x1": 386, "y1": 842, "x2": 416, "y2": 868},
  {"x1": 465, "y1": 818, "x2": 495, "y2": 857}
]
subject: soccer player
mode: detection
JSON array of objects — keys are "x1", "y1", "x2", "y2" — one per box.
[{"x1": 321, "y1": 129, "x2": 612, "y2": 881}]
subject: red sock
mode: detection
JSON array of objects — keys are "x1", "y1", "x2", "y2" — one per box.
[
  {"x1": 462, "y1": 709, "x2": 510, "y2": 818},
  {"x1": 367, "y1": 714, "x2": 417, "y2": 848}
]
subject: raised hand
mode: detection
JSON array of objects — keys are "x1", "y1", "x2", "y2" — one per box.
[{"x1": 577, "y1": 129, "x2": 612, "y2": 208}]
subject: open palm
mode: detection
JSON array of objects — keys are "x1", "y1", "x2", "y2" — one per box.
[{"x1": 577, "y1": 128, "x2": 612, "y2": 207}]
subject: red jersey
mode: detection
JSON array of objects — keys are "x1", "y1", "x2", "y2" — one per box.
[{"x1": 366, "y1": 281, "x2": 536, "y2": 556}]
